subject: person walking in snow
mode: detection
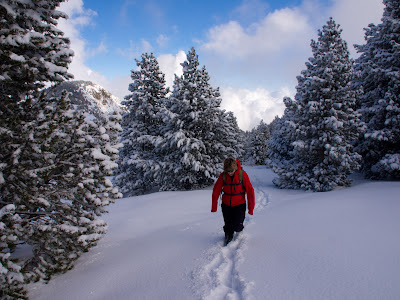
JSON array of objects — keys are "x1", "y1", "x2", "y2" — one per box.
[{"x1": 211, "y1": 158, "x2": 255, "y2": 246}]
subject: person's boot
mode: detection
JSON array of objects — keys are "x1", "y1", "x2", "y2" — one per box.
[{"x1": 224, "y1": 232, "x2": 234, "y2": 246}]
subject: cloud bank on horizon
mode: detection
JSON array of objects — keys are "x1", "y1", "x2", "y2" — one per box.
[{"x1": 58, "y1": 0, "x2": 384, "y2": 131}]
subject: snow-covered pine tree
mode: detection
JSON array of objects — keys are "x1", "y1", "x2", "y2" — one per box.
[
  {"x1": 22, "y1": 92, "x2": 121, "y2": 281},
  {"x1": 159, "y1": 47, "x2": 238, "y2": 190},
  {"x1": 194, "y1": 66, "x2": 223, "y2": 167},
  {"x1": 268, "y1": 18, "x2": 363, "y2": 191},
  {"x1": 1, "y1": 1, "x2": 120, "y2": 296},
  {"x1": 104, "y1": 110, "x2": 124, "y2": 168},
  {"x1": 0, "y1": 92, "x2": 72, "y2": 294},
  {"x1": 195, "y1": 65, "x2": 244, "y2": 169},
  {"x1": 267, "y1": 109, "x2": 297, "y2": 174},
  {"x1": 1, "y1": 0, "x2": 73, "y2": 296},
  {"x1": 0, "y1": 205, "x2": 25, "y2": 299},
  {"x1": 221, "y1": 111, "x2": 245, "y2": 161},
  {"x1": 354, "y1": 0, "x2": 400, "y2": 179},
  {"x1": 0, "y1": 0, "x2": 73, "y2": 99},
  {"x1": 115, "y1": 53, "x2": 168, "y2": 195},
  {"x1": 243, "y1": 129, "x2": 254, "y2": 163},
  {"x1": 248, "y1": 120, "x2": 270, "y2": 165}
]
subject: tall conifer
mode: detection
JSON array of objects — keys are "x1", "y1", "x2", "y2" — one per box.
[
  {"x1": 115, "y1": 53, "x2": 168, "y2": 195},
  {"x1": 249, "y1": 120, "x2": 270, "y2": 165},
  {"x1": 1, "y1": 1, "x2": 72, "y2": 296},
  {"x1": 0, "y1": 1, "x2": 120, "y2": 296},
  {"x1": 268, "y1": 18, "x2": 363, "y2": 191},
  {"x1": 354, "y1": 0, "x2": 400, "y2": 179},
  {"x1": 159, "y1": 48, "x2": 242, "y2": 190}
]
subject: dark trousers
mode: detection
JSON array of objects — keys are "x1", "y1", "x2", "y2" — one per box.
[{"x1": 221, "y1": 202, "x2": 246, "y2": 236}]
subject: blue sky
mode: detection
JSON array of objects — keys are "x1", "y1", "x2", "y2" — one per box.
[
  {"x1": 58, "y1": 0, "x2": 384, "y2": 130},
  {"x1": 72, "y1": 0, "x2": 304, "y2": 79}
]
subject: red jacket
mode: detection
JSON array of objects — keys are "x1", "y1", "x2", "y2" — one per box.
[{"x1": 211, "y1": 160, "x2": 255, "y2": 215}]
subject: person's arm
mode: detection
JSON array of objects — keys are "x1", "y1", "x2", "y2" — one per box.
[
  {"x1": 211, "y1": 174, "x2": 223, "y2": 212},
  {"x1": 243, "y1": 172, "x2": 255, "y2": 215}
]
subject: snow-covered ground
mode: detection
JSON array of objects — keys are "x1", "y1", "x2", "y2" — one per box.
[{"x1": 28, "y1": 166, "x2": 400, "y2": 300}]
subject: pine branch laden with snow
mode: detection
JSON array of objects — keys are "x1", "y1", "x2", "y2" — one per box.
[
  {"x1": 268, "y1": 18, "x2": 363, "y2": 192},
  {"x1": 115, "y1": 53, "x2": 169, "y2": 195},
  {"x1": 27, "y1": 93, "x2": 121, "y2": 281},
  {"x1": 0, "y1": 0, "x2": 73, "y2": 100},
  {"x1": 0, "y1": 205, "x2": 26, "y2": 299},
  {"x1": 1, "y1": 91, "x2": 121, "y2": 290},
  {"x1": 267, "y1": 111, "x2": 297, "y2": 177},
  {"x1": 0, "y1": 93, "x2": 45, "y2": 297},
  {"x1": 157, "y1": 48, "x2": 243, "y2": 191},
  {"x1": 354, "y1": 0, "x2": 400, "y2": 180}
]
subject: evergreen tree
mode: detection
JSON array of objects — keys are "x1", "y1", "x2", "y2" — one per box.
[
  {"x1": 0, "y1": 0, "x2": 73, "y2": 100},
  {"x1": 1, "y1": 1, "x2": 72, "y2": 296},
  {"x1": 248, "y1": 120, "x2": 270, "y2": 165},
  {"x1": 267, "y1": 110, "x2": 297, "y2": 172},
  {"x1": 159, "y1": 48, "x2": 240, "y2": 190},
  {"x1": 198, "y1": 65, "x2": 243, "y2": 169},
  {"x1": 1, "y1": 1, "x2": 120, "y2": 296},
  {"x1": 115, "y1": 53, "x2": 168, "y2": 195},
  {"x1": 354, "y1": 0, "x2": 400, "y2": 179},
  {"x1": 1, "y1": 91, "x2": 121, "y2": 290},
  {"x1": 268, "y1": 18, "x2": 363, "y2": 191},
  {"x1": 0, "y1": 205, "x2": 26, "y2": 299},
  {"x1": 25, "y1": 97, "x2": 122, "y2": 281},
  {"x1": 221, "y1": 111, "x2": 245, "y2": 161},
  {"x1": 243, "y1": 129, "x2": 253, "y2": 163}
]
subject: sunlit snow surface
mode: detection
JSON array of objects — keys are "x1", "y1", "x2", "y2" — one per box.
[{"x1": 28, "y1": 166, "x2": 400, "y2": 300}]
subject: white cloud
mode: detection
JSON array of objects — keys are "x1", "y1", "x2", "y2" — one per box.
[
  {"x1": 105, "y1": 51, "x2": 187, "y2": 101},
  {"x1": 157, "y1": 34, "x2": 169, "y2": 48},
  {"x1": 58, "y1": 0, "x2": 92, "y2": 17},
  {"x1": 156, "y1": 50, "x2": 289, "y2": 131},
  {"x1": 56, "y1": 0, "x2": 385, "y2": 129},
  {"x1": 57, "y1": 0, "x2": 156, "y2": 101},
  {"x1": 158, "y1": 51, "x2": 186, "y2": 88},
  {"x1": 202, "y1": 7, "x2": 313, "y2": 58},
  {"x1": 57, "y1": 0, "x2": 110, "y2": 87},
  {"x1": 329, "y1": 0, "x2": 384, "y2": 55},
  {"x1": 200, "y1": 4, "x2": 316, "y2": 95},
  {"x1": 220, "y1": 86, "x2": 291, "y2": 131},
  {"x1": 230, "y1": 0, "x2": 269, "y2": 24},
  {"x1": 107, "y1": 75, "x2": 132, "y2": 101},
  {"x1": 198, "y1": 5, "x2": 315, "y2": 129},
  {"x1": 116, "y1": 39, "x2": 153, "y2": 61},
  {"x1": 87, "y1": 40, "x2": 108, "y2": 57},
  {"x1": 158, "y1": 50, "x2": 291, "y2": 131},
  {"x1": 199, "y1": 0, "x2": 385, "y2": 131}
]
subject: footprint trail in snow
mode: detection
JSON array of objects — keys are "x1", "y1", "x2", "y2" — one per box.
[{"x1": 192, "y1": 176, "x2": 270, "y2": 300}]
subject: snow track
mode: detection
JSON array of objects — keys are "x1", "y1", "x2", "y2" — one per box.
[
  {"x1": 193, "y1": 233, "x2": 252, "y2": 300},
  {"x1": 192, "y1": 170, "x2": 270, "y2": 300}
]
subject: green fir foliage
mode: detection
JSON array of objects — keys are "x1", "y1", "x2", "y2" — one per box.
[
  {"x1": 158, "y1": 48, "x2": 243, "y2": 190},
  {"x1": 0, "y1": 1, "x2": 121, "y2": 297},
  {"x1": 268, "y1": 18, "x2": 363, "y2": 191},
  {"x1": 354, "y1": 0, "x2": 400, "y2": 179},
  {"x1": 115, "y1": 53, "x2": 169, "y2": 195}
]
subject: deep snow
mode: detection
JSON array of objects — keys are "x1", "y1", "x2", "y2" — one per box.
[{"x1": 28, "y1": 166, "x2": 400, "y2": 299}]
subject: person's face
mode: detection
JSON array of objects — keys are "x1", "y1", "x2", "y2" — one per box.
[{"x1": 226, "y1": 170, "x2": 235, "y2": 176}]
